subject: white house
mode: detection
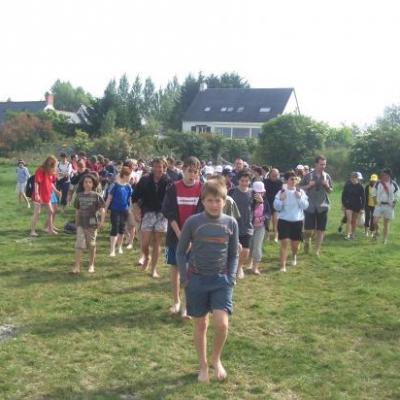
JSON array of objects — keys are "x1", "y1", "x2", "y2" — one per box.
[{"x1": 182, "y1": 87, "x2": 300, "y2": 139}]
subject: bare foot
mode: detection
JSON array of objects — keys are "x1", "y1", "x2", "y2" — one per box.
[
  {"x1": 88, "y1": 265, "x2": 95, "y2": 274},
  {"x1": 180, "y1": 309, "x2": 192, "y2": 321},
  {"x1": 70, "y1": 266, "x2": 80, "y2": 274},
  {"x1": 169, "y1": 303, "x2": 181, "y2": 314},
  {"x1": 252, "y1": 268, "x2": 261, "y2": 275},
  {"x1": 152, "y1": 271, "x2": 160, "y2": 279},
  {"x1": 237, "y1": 268, "x2": 245, "y2": 279},
  {"x1": 198, "y1": 367, "x2": 210, "y2": 383},
  {"x1": 280, "y1": 267, "x2": 287, "y2": 272},
  {"x1": 30, "y1": 231, "x2": 38, "y2": 237},
  {"x1": 212, "y1": 360, "x2": 227, "y2": 381}
]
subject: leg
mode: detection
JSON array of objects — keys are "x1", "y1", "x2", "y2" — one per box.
[
  {"x1": 193, "y1": 315, "x2": 209, "y2": 383},
  {"x1": 345, "y1": 209, "x2": 353, "y2": 237},
  {"x1": 150, "y1": 231, "x2": 163, "y2": 278},
  {"x1": 383, "y1": 218, "x2": 390, "y2": 243},
  {"x1": 30, "y1": 202, "x2": 41, "y2": 236},
  {"x1": 315, "y1": 230, "x2": 324, "y2": 256},
  {"x1": 72, "y1": 249, "x2": 82, "y2": 273},
  {"x1": 279, "y1": 239, "x2": 290, "y2": 271},
  {"x1": 290, "y1": 240, "x2": 300, "y2": 266},
  {"x1": 211, "y1": 310, "x2": 229, "y2": 381},
  {"x1": 117, "y1": 234, "x2": 124, "y2": 254},
  {"x1": 251, "y1": 227, "x2": 265, "y2": 274},
  {"x1": 170, "y1": 266, "x2": 181, "y2": 313},
  {"x1": 272, "y1": 212, "x2": 279, "y2": 242},
  {"x1": 88, "y1": 246, "x2": 96, "y2": 273},
  {"x1": 109, "y1": 236, "x2": 118, "y2": 256},
  {"x1": 372, "y1": 216, "x2": 380, "y2": 239},
  {"x1": 109, "y1": 211, "x2": 119, "y2": 256},
  {"x1": 351, "y1": 212, "x2": 358, "y2": 236},
  {"x1": 237, "y1": 247, "x2": 249, "y2": 279},
  {"x1": 303, "y1": 230, "x2": 313, "y2": 254},
  {"x1": 140, "y1": 230, "x2": 152, "y2": 270}
]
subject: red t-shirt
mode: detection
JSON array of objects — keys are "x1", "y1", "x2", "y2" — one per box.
[
  {"x1": 175, "y1": 180, "x2": 202, "y2": 228},
  {"x1": 32, "y1": 167, "x2": 55, "y2": 204}
]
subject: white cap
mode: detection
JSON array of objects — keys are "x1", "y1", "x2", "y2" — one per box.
[
  {"x1": 356, "y1": 172, "x2": 363, "y2": 180},
  {"x1": 252, "y1": 181, "x2": 265, "y2": 193},
  {"x1": 296, "y1": 164, "x2": 304, "y2": 170},
  {"x1": 204, "y1": 166, "x2": 214, "y2": 175},
  {"x1": 214, "y1": 165, "x2": 223, "y2": 173},
  {"x1": 223, "y1": 165, "x2": 233, "y2": 171}
]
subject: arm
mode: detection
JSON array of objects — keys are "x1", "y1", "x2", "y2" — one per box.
[
  {"x1": 104, "y1": 194, "x2": 113, "y2": 210},
  {"x1": 298, "y1": 191, "x2": 309, "y2": 210},
  {"x1": 227, "y1": 219, "x2": 239, "y2": 285},
  {"x1": 360, "y1": 185, "x2": 366, "y2": 209},
  {"x1": 98, "y1": 207, "x2": 106, "y2": 229},
  {"x1": 176, "y1": 218, "x2": 193, "y2": 284},
  {"x1": 273, "y1": 191, "x2": 283, "y2": 211}
]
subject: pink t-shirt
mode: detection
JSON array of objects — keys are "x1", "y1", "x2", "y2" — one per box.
[{"x1": 253, "y1": 202, "x2": 264, "y2": 227}]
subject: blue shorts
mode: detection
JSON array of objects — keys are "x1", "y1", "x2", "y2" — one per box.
[
  {"x1": 165, "y1": 246, "x2": 177, "y2": 266},
  {"x1": 185, "y1": 274, "x2": 233, "y2": 317}
]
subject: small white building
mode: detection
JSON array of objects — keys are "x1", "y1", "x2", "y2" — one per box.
[{"x1": 182, "y1": 87, "x2": 300, "y2": 139}]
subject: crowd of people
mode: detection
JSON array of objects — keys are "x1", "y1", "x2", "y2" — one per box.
[{"x1": 14, "y1": 152, "x2": 399, "y2": 383}]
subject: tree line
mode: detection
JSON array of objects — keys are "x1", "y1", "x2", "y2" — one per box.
[{"x1": 0, "y1": 73, "x2": 399, "y2": 180}]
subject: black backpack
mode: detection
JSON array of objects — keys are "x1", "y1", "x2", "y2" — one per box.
[{"x1": 25, "y1": 175, "x2": 35, "y2": 198}]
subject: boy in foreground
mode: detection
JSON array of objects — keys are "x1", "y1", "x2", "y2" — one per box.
[
  {"x1": 176, "y1": 181, "x2": 239, "y2": 383},
  {"x1": 72, "y1": 174, "x2": 106, "y2": 274}
]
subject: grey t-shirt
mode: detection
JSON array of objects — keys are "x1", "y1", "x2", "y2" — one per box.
[
  {"x1": 300, "y1": 171, "x2": 333, "y2": 213},
  {"x1": 176, "y1": 212, "x2": 239, "y2": 283},
  {"x1": 74, "y1": 191, "x2": 105, "y2": 228},
  {"x1": 229, "y1": 188, "x2": 254, "y2": 236}
]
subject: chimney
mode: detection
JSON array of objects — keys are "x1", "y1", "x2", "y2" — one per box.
[
  {"x1": 45, "y1": 92, "x2": 54, "y2": 109},
  {"x1": 199, "y1": 82, "x2": 207, "y2": 92}
]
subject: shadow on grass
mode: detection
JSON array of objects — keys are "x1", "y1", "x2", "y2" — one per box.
[
  {"x1": 39, "y1": 373, "x2": 196, "y2": 400},
  {"x1": 26, "y1": 304, "x2": 183, "y2": 337}
]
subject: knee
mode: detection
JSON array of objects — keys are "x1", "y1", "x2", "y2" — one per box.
[{"x1": 214, "y1": 317, "x2": 228, "y2": 334}]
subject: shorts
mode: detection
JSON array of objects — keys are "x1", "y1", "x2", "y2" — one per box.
[
  {"x1": 278, "y1": 219, "x2": 303, "y2": 241},
  {"x1": 165, "y1": 245, "x2": 177, "y2": 266},
  {"x1": 304, "y1": 210, "x2": 328, "y2": 231},
  {"x1": 239, "y1": 234, "x2": 252, "y2": 249},
  {"x1": 50, "y1": 192, "x2": 59, "y2": 205},
  {"x1": 185, "y1": 273, "x2": 233, "y2": 317},
  {"x1": 110, "y1": 209, "x2": 129, "y2": 236},
  {"x1": 16, "y1": 182, "x2": 27, "y2": 194},
  {"x1": 141, "y1": 211, "x2": 168, "y2": 233},
  {"x1": 75, "y1": 226, "x2": 97, "y2": 249},
  {"x1": 373, "y1": 205, "x2": 395, "y2": 220}
]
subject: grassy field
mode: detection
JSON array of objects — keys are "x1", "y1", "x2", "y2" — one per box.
[{"x1": 1, "y1": 164, "x2": 399, "y2": 400}]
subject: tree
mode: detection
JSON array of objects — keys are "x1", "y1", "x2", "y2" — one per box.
[
  {"x1": 127, "y1": 76, "x2": 143, "y2": 132},
  {"x1": 143, "y1": 77, "x2": 157, "y2": 118},
  {"x1": 206, "y1": 72, "x2": 250, "y2": 89},
  {"x1": 257, "y1": 114, "x2": 329, "y2": 170},
  {"x1": 51, "y1": 80, "x2": 91, "y2": 111},
  {"x1": 0, "y1": 113, "x2": 55, "y2": 154}
]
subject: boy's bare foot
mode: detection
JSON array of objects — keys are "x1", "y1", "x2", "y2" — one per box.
[
  {"x1": 118, "y1": 247, "x2": 123, "y2": 255},
  {"x1": 30, "y1": 231, "x2": 38, "y2": 237},
  {"x1": 280, "y1": 267, "x2": 287, "y2": 272},
  {"x1": 126, "y1": 243, "x2": 133, "y2": 250},
  {"x1": 237, "y1": 268, "x2": 245, "y2": 279},
  {"x1": 198, "y1": 367, "x2": 210, "y2": 384},
  {"x1": 181, "y1": 309, "x2": 192, "y2": 321},
  {"x1": 109, "y1": 251, "x2": 116, "y2": 257},
  {"x1": 152, "y1": 271, "x2": 160, "y2": 279},
  {"x1": 88, "y1": 265, "x2": 95, "y2": 274},
  {"x1": 212, "y1": 360, "x2": 227, "y2": 381},
  {"x1": 252, "y1": 268, "x2": 261, "y2": 275}
]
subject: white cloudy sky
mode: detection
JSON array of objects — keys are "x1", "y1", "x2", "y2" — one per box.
[{"x1": 2, "y1": 0, "x2": 400, "y2": 126}]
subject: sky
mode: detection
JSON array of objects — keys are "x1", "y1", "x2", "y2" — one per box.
[{"x1": 2, "y1": 0, "x2": 400, "y2": 127}]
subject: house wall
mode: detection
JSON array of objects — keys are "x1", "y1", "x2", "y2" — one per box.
[
  {"x1": 282, "y1": 91, "x2": 300, "y2": 115},
  {"x1": 182, "y1": 121, "x2": 264, "y2": 139}
]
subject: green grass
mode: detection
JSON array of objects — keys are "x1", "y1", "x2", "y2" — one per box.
[{"x1": 1, "y1": 164, "x2": 400, "y2": 400}]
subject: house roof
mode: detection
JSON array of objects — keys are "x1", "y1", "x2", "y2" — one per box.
[
  {"x1": 183, "y1": 88, "x2": 294, "y2": 123},
  {"x1": 0, "y1": 101, "x2": 46, "y2": 123}
]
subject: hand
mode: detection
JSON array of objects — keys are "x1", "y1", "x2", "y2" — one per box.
[
  {"x1": 134, "y1": 212, "x2": 141, "y2": 223},
  {"x1": 254, "y1": 193, "x2": 263, "y2": 202},
  {"x1": 308, "y1": 180, "x2": 316, "y2": 189},
  {"x1": 295, "y1": 190, "x2": 301, "y2": 199},
  {"x1": 280, "y1": 191, "x2": 287, "y2": 201}
]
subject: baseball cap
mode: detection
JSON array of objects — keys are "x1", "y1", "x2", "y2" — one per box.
[
  {"x1": 296, "y1": 164, "x2": 304, "y2": 170},
  {"x1": 252, "y1": 181, "x2": 265, "y2": 193},
  {"x1": 370, "y1": 174, "x2": 378, "y2": 181},
  {"x1": 356, "y1": 172, "x2": 363, "y2": 180},
  {"x1": 204, "y1": 166, "x2": 214, "y2": 175}
]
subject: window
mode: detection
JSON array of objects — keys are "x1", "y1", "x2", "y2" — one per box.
[
  {"x1": 227, "y1": 107, "x2": 234, "y2": 112},
  {"x1": 251, "y1": 128, "x2": 261, "y2": 137},
  {"x1": 237, "y1": 107, "x2": 244, "y2": 112},
  {"x1": 259, "y1": 107, "x2": 271, "y2": 113},
  {"x1": 191, "y1": 126, "x2": 196, "y2": 132},
  {"x1": 220, "y1": 107, "x2": 227, "y2": 112},
  {"x1": 215, "y1": 127, "x2": 232, "y2": 137},
  {"x1": 232, "y1": 127, "x2": 250, "y2": 138},
  {"x1": 204, "y1": 107, "x2": 211, "y2": 112}
]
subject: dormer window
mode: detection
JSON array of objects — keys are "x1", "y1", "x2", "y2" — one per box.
[
  {"x1": 259, "y1": 107, "x2": 271, "y2": 113},
  {"x1": 237, "y1": 107, "x2": 244, "y2": 112},
  {"x1": 204, "y1": 107, "x2": 211, "y2": 112},
  {"x1": 220, "y1": 107, "x2": 227, "y2": 112},
  {"x1": 227, "y1": 107, "x2": 234, "y2": 112}
]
